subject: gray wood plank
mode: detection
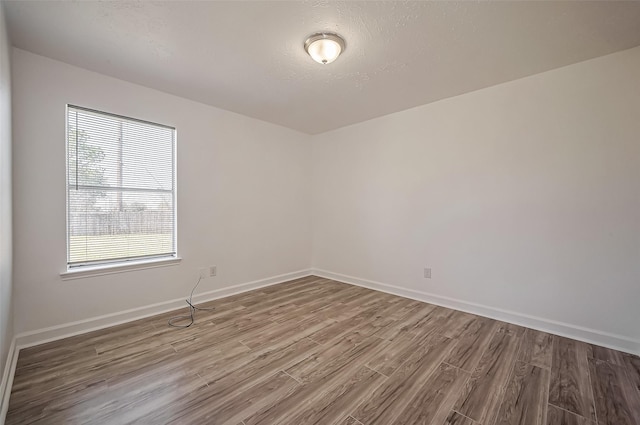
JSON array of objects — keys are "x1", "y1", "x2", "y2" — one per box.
[
  {"x1": 589, "y1": 344, "x2": 626, "y2": 366},
  {"x1": 549, "y1": 337, "x2": 596, "y2": 421},
  {"x1": 390, "y1": 362, "x2": 470, "y2": 425},
  {"x1": 589, "y1": 358, "x2": 640, "y2": 425},
  {"x1": 494, "y1": 361, "x2": 550, "y2": 425},
  {"x1": 285, "y1": 331, "x2": 367, "y2": 380},
  {"x1": 623, "y1": 353, "x2": 640, "y2": 397},
  {"x1": 168, "y1": 370, "x2": 299, "y2": 424},
  {"x1": 366, "y1": 331, "x2": 440, "y2": 377},
  {"x1": 546, "y1": 404, "x2": 594, "y2": 425},
  {"x1": 453, "y1": 329, "x2": 521, "y2": 424},
  {"x1": 440, "y1": 311, "x2": 477, "y2": 340},
  {"x1": 444, "y1": 317, "x2": 497, "y2": 372},
  {"x1": 242, "y1": 336, "x2": 389, "y2": 425},
  {"x1": 518, "y1": 329, "x2": 554, "y2": 369},
  {"x1": 444, "y1": 411, "x2": 478, "y2": 425},
  {"x1": 277, "y1": 366, "x2": 386, "y2": 425},
  {"x1": 352, "y1": 335, "x2": 455, "y2": 424}
]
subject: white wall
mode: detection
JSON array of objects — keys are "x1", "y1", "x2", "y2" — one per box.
[
  {"x1": 0, "y1": 3, "x2": 13, "y2": 377},
  {"x1": 11, "y1": 48, "x2": 311, "y2": 334},
  {"x1": 312, "y1": 47, "x2": 640, "y2": 348},
  {"x1": 9, "y1": 43, "x2": 640, "y2": 353}
]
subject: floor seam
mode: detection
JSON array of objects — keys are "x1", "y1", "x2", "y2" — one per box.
[
  {"x1": 584, "y1": 354, "x2": 599, "y2": 424},
  {"x1": 364, "y1": 364, "x2": 388, "y2": 378},
  {"x1": 347, "y1": 415, "x2": 364, "y2": 424},
  {"x1": 238, "y1": 340, "x2": 252, "y2": 350},
  {"x1": 281, "y1": 369, "x2": 302, "y2": 384},
  {"x1": 196, "y1": 372, "x2": 210, "y2": 387},
  {"x1": 548, "y1": 402, "x2": 593, "y2": 422},
  {"x1": 452, "y1": 409, "x2": 481, "y2": 424},
  {"x1": 306, "y1": 336, "x2": 323, "y2": 346},
  {"x1": 442, "y1": 360, "x2": 467, "y2": 372}
]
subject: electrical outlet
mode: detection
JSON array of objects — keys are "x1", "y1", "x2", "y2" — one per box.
[
  {"x1": 209, "y1": 265, "x2": 217, "y2": 277},
  {"x1": 199, "y1": 267, "x2": 208, "y2": 279},
  {"x1": 424, "y1": 267, "x2": 432, "y2": 279}
]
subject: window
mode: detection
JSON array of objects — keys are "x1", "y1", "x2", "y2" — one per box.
[{"x1": 66, "y1": 105, "x2": 176, "y2": 269}]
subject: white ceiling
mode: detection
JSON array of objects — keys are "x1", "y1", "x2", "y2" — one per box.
[{"x1": 5, "y1": 1, "x2": 640, "y2": 134}]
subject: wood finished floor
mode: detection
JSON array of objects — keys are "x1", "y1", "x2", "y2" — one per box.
[{"x1": 7, "y1": 276, "x2": 640, "y2": 425}]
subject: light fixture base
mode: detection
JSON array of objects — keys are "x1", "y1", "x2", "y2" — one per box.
[{"x1": 304, "y1": 32, "x2": 346, "y2": 65}]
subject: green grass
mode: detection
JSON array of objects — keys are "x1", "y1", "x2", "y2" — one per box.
[{"x1": 69, "y1": 233, "x2": 173, "y2": 263}]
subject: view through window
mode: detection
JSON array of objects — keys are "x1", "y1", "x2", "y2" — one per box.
[{"x1": 66, "y1": 105, "x2": 176, "y2": 268}]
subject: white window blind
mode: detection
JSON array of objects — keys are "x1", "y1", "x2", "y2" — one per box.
[{"x1": 66, "y1": 105, "x2": 176, "y2": 268}]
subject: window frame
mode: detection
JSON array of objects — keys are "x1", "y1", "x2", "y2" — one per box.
[{"x1": 64, "y1": 104, "x2": 178, "y2": 273}]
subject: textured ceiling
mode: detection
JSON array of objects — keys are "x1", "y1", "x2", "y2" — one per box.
[{"x1": 5, "y1": 1, "x2": 640, "y2": 134}]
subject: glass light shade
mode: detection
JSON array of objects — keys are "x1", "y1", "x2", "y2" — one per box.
[{"x1": 304, "y1": 33, "x2": 345, "y2": 64}]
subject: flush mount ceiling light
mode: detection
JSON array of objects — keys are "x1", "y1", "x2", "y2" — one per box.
[{"x1": 304, "y1": 32, "x2": 346, "y2": 65}]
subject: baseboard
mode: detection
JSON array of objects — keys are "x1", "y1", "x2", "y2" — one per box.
[
  {"x1": 14, "y1": 269, "x2": 313, "y2": 350},
  {"x1": 312, "y1": 268, "x2": 640, "y2": 356},
  {"x1": 0, "y1": 337, "x2": 18, "y2": 425}
]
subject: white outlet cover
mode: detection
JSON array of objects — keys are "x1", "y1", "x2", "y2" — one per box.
[
  {"x1": 424, "y1": 268, "x2": 432, "y2": 279},
  {"x1": 209, "y1": 266, "x2": 217, "y2": 277}
]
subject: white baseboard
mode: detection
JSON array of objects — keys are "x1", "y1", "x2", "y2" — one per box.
[
  {"x1": 14, "y1": 269, "x2": 313, "y2": 349},
  {"x1": 0, "y1": 337, "x2": 18, "y2": 425},
  {"x1": 312, "y1": 268, "x2": 640, "y2": 356}
]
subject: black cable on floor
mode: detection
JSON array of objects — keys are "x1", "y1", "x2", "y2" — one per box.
[{"x1": 168, "y1": 276, "x2": 215, "y2": 328}]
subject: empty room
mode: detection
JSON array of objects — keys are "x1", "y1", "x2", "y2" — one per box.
[{"x1": 0, "y1": 1, "x2": 639, "y2": 424}]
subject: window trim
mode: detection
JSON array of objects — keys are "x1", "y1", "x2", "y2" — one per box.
[
  {"x1": 60, "y1": 256, "x2": 182, "y2": 280},
  {"x1": 65, "y1": 104, "x2": 178, "y2": 272}
]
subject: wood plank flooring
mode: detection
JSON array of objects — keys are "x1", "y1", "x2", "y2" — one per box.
[{"x1": 6, "y1": 276, "x2": 640, "y2": 425}]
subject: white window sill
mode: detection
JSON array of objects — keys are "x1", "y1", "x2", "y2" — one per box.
[{"x1": 60, "y1": 257, "x2": 182, "y2": 280}]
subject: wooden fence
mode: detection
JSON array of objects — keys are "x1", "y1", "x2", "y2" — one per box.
[{"x1": 69, "y1": 211, "x2": 173, "y2": 236}]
